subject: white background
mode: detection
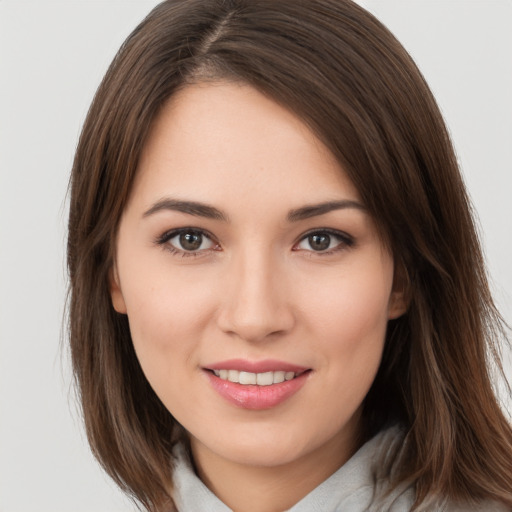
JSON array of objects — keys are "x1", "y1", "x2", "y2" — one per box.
[{"x1": 0, "y1": 1, "x2": 510, "y2": 511}]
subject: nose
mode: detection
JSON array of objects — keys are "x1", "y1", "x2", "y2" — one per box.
[{"x1": 216, "y1": 250, "x2": 295, "y2": 343}]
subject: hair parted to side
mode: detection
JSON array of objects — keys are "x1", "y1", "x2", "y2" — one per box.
[{"x1": 67, "y1": 1, "x2": 512, "y2": 510}]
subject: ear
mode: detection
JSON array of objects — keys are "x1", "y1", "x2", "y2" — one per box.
[
  {"x1": 388, "y1": 263, "x2": 409, "y2": 320},
  {"x1": 109, "y1": 264, "x2": 127, "y2": 314}
]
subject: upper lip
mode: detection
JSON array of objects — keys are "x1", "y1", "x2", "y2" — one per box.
[{"x1": 204, "y1": 359, "x2": 310, "y2": 374}]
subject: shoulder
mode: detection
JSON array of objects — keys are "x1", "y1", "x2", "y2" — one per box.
[{"x1": 365, "y1": 427, "x2": 511, "y2": 512}]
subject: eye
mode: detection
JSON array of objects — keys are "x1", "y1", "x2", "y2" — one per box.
[
  {"x1": 156, "y1": 228, "x2": 219, "y2": 255},
  {"x1": 294, "y1": 229, "x2": 354, "y2": 253}
]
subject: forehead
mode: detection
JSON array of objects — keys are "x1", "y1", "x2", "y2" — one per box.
[{"x1": 130, "y1": 82, "x2": 361, "y2": 212}]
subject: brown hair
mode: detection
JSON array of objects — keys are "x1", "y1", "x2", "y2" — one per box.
[{"x1": 67, "y1": 1, "x2": 512, "y2": 510}]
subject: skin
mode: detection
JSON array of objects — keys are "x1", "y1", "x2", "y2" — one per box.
[{"x1": 110, "y1": 82, "x2": 406, "y2": 512}]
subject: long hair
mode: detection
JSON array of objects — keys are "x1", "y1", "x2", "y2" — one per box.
[{"x1": 67, "y1": 1, "x2": 512, "y2": 510}]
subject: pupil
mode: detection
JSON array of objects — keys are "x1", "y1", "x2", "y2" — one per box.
[
  {"x1": 180, "y1": 232, "x2": 202, "y2": 251},
  {"x1": 309, "y1": 233, "x2": 330, "y2": 251}
]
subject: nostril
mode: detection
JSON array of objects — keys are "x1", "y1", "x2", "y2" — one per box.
[{"x1": 216, "y1": 303, "x2": 295, "y2": 343}]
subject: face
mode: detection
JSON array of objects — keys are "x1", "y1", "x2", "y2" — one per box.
[{"x1": 111, "y1": 82, "x2": 406, "y2": 474}]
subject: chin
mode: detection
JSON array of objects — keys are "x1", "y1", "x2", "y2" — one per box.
[
  {"x1": 213, "y1": 440, "x2": 310, "y2": 468},
  {"x1": 191, "y1": 418, "x2": 353, "y2": 470}
]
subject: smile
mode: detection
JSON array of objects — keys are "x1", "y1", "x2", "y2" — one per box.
[
  {"x1": 212, "y1": 369, "x2": 297, "y2": 386},
  {"x1": 205, "y1": 360, "x2": 311, "y2": 410}
]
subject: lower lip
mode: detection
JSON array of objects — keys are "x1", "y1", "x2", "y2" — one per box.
[{"x1": 206, "y1": 371, "x2": 310, "y2": 410}]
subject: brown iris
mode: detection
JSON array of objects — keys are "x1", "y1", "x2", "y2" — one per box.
[
  {"x1": 308, "y1": 233, "x2": 331, "y2": 251},
  {"x1": 180, "y1": 231, "x2": 203, "y2": 251}
]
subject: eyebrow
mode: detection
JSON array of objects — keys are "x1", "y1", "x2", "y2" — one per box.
[
  {"x1": 143, "y1": 197, "x2": 365, "y2": 222},
  {"x1": 143, "y1": 198, "x2": 228, "y2": 221},
  {"x1": 287, "y1": 200, "x2": 366, "y2": 221}
]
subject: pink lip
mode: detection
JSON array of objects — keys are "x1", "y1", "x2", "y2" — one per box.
[
  {"x1": 205, "y1": 359, "x2": 309, "y2": 374},
  {"x1": 203, "y1": 359, "x2": 311, "y2": 410}
]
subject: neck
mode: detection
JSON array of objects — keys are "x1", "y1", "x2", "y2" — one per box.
[{"x1": 189, "y1": 417, "x2": 362, "y2": 512}]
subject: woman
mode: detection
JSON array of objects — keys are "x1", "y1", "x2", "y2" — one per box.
[{"x1": 67, "y1": 0, "x2": 512, "y2": 510}]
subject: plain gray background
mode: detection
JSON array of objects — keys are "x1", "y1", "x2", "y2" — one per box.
[{"x1": 1, "y1": 1, "x2": 511, "y2": 511}]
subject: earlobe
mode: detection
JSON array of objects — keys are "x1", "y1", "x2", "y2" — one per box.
[
  {"x1": 109, "y1": 265, "x2": 127, "y2": 314},
  {"x1": 388, "y1": 290, "x2": 408, "y2": 319},
  {"x1": 388, "y1": 263, "x2": 410, "y2": 320}
]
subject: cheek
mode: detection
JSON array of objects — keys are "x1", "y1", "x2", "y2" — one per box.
[
  {"x1": 299, "y1": 255, "x2": 393, "y2": 390},
  {"x1": 122, "y1": 281, "x2": 213, "y2": 414},
  {"x1": 117, "y1": 257, "x2": 216, "y2": 385},
  {"x1": 303, "y1": 258, "x2": 393, "y2": 345}
]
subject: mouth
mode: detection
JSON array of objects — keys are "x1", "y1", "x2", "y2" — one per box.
[
  {"x1": 207, "y1": 369, "x2": 308, "y2": 386},
  {"x1": 203, "y1": 360, "x2": 312, "y2": 410}
]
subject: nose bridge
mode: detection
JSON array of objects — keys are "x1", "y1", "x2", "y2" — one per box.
[{"x1": 218, "y1": 244, "x2": 293, "y2": 342}]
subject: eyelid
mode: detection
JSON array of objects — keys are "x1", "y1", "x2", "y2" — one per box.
[
  {"x1": 154, "y1": 226, "x2": 354, "y2": 257},
  {"x1": 155, "y1": 227, "x2": 220, "y2": 257},
  {"x1": 293, "y1": 228, "x2": 355, "y2": 253}
]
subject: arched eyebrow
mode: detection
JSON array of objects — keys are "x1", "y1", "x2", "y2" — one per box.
[
  {"x1": 143, "y1": 197, "x2": 365, "y2": 222},
  {"x1": 287, "y1": 200, "x2": 366, "y2": 222},
  {"x1": 143, "y1": 198, "x2": 228, "y2": 221}
]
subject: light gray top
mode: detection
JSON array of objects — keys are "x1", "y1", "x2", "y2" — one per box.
[{"x1": 171, "y1": 426, "x2": 507, "y2": 512}]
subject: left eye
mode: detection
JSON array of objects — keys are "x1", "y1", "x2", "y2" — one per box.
[
  {"x1": 295, "y1": 231, "x2": 351, "y2": 252},
  {"x1": 167, "y1": 230, "x2": 216, "y2": 252}
]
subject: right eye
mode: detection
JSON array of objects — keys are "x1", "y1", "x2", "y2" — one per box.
[{"x1": 156, "y1": 228, "x2": 219, "y2": 256}]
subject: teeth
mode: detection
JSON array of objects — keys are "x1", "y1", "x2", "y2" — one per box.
[
  {"x1": 256, "y1": 371, "x2": 273, "y2": 386},
  {"x1": 228, "y1": 369, "x2": 239, "y2": 382},
  {"x1": 212, "y1": 369, "x2": 299, "y2": 385},
  {"x1": 239, "y1": 371, "x2": 257, "y2": 385},
  {"x1": 273, "y1": 371, "x2": 285, "y2": 384}
]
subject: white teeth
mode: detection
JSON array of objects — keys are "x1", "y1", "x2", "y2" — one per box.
[
  {"x1": 239, "y1": 371, "x2": 257, "y2": 385},
  {"x1": 273, "y1": 371, "x2": 285, "y2": 384},
  {"x1": 213, "y1": 369, "x2": 299, "y2": 385},
  {"x1": 256, "y1": 371, "x2": 273, "y2": 386},
  {"x1": 228, "y1": 369, "x2": 240, "y2": 383}
]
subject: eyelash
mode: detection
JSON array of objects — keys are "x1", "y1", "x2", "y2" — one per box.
[
  {"x1": 155, "y1": 227, "x2": 355, "y2": 257},
  {"x1": 155, "y1": 228, "x2": 220, "y2": 258},
  {"x1": 294, "y1": 228, "x2": 355, "y2": 255}
]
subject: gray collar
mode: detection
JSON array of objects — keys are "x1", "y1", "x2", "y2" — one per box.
[{"x1": 171, "y1": 426, "x2": 415, "y2": 512}]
